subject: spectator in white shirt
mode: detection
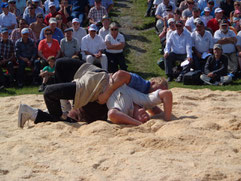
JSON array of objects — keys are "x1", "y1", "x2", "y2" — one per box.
[
  {"x1": 214, "y1": 19, "x2": 238, "y2": 74},
  {"x1": 105, "y1": 22, "x2": 127, "y2": 73},
  {"x1": 81, "y1": 24, "x2": 108, "y2": 71},
  {"x1": 185, "y1": 7, "x2": 200, "y2": 32},
  {"x1": 0, "y1": 2, "x2": 17, "y2": 34},
  {"x1": 191, "y1": 18, "x2": 213, "y2": 72},
  {"x1": 164, "y1": 20, "x2": 192, "y2": 82},
  {"x1": 99, "y1": 15, "x2": 111, "y2": 40}
]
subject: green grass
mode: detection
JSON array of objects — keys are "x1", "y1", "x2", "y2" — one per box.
[{"x1": 0, "y1": 0, "x2": 240, "y2": 97}]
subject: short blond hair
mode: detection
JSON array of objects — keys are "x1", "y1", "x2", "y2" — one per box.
[{"x1": 149, "y1": 77, "x2": 168, "y2": 90}]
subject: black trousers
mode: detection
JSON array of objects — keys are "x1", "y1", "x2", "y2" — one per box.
[{"x1": 106, "y1": 52, "x2": 127, "y2": 73}]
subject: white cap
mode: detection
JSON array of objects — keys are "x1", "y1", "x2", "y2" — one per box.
[
  {"x1": 215, "y1": 8, "x2": 223, "y2": 13},
  {"x1": 167, "y1": 18, "x2": 175, "y2": 25},
  {"x1": 21, "y1": 28, "x2": 29, "y2": 34},
  {"x1": 72, "y1": 18, "x2": 80, "y2": 24},
  {"x1": 48, "y1": 2, "x2": 55, "y2": 8},
  {"x1": 204, "y1": 7, "x2": 210, "y2": 12}
]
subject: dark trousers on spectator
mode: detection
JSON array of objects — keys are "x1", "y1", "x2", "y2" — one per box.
[
  {"x1": 106, "y1": 52, "x2": 127, "y2": 73},
  {"x1": 164, "y1": 52, "x2": 190, "y2": 78},
  {"x1": 193, "y1": 54, "x2": 210, "y2": 73},
  {"x1": 146, "y1": 0, "x2": 154, "y2": 16},
  {"x1": 0, "y1": 61, "x2": 14, "y2": 86}
]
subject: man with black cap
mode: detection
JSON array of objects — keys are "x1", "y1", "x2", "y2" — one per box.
[
  {"x1": 60, "y1": 27, "x2": 80, "y2": 58},
  {"x1": 191, "y1": 18, "x2": 213, "y2": 71},
  {"x1": 164, "y1": 20, "x2": 192, "y2": 82},
  {"x1": 214, "y1": 19, "x2": 238, "y2": 74}
]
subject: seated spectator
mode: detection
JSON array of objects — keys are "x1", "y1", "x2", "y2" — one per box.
[
  {"x1": 0, "y1": 2, "x2": 17, "y2": 34},
  {"x1": 231, "y1": 16, "x2": 240, "y2": 34},
  {"x1": 44, "y1": 0, "x2": 60, "y2": 16},
  {"x1": 44, "y1": 2, "x2": 67, "y2": 26},
  {"x1": 56, "y1": 14, "x2": 67, "y2": 32},
  {"x1": 23, "y1": 3, "x2": 37, "y2": 25},
  {"x1": 173, "y1": 8, "x2": 184, "y2": 23},
  {"x1": 185, "y1": 7, "x2": 200, "y2": 32},
  {"x1": 8, "y1": 0, "x2": 21, "y2": 20},
  {"x1": 230, "y1": 9, "x2": 241, "y2": 26},
  {"x1": 60, "y1": 28, "x2": 79, "y2": 58},
  {"x1": 0, "y1": 27, "x2": 15, "y2": 88},
  {"x1": 99, "y1": 15, "x2": 110, "y2": 40},
  {"x1": 10, "y1": 19, "x2": 37, "y2": 44},
  {"x1": 71, "y1": 0, "x2": 89, "y2": 26},
  {"x1": 58, "y1": 0, "x2": 71, "y2": 27},
  {"x1": 200, "y1": 0, "x2": 215, "y2": 17},
  {"x1": 191, "y1": 19, "x2": 213, "y2": 72},
  {"x1": 207, "y1": 8, "x2": 224, "y2": 34},
  {"x1": 198, "y1": 0, "x2": 217, "y2": 12},
  {"x1": 105, "y1": 22, "x2": 127, "y2": 73},
  {"x1": 29, "y1": 13, "x2": 46, "y2": 41},
  {"x1": 200, "y1": 44, "x2": 232, "y2": 85},
  {"x1": 72, "y1": 18, "x2": 87, "y2": 59},
  {"x1": 15, "y1": 28, "x2": 40, "y2": 88},
  {"x1": 155, "y1": 0, "x2": 176, "y2": 33},
  {"x1": 23, "y1": 0, "x2": 44, "y2": 19},
  {"x1": 38, "y1": 28, "x2": 61, "y2": 66},
  {"x1": 230, "y1": 2, "x2": 241, "y2": 24},
  {"x1": 15, "y1": 0, "x2": 26, "y2": 15},
  {"x1": 200, "y1": 7, "x2": 213, "y2": 27},
  {"x1": 89, "y1": 0, "x2": 114, "y2": 14},
  {"x1": 38, "y1": 56, "x2": 55, "y2": 92},
  {"x1": 39, "y1": 17, "x2": 64, "y2": 43},
  {"x1": 164, "y1": 20, "x2": 192, "y2": 82},
  {"x1": 214, "y1": 19, "x2": 238, "y2": 74},
  {"x1": 88, "y1": 0, "x2": 108, "y2": 25},
  {"x1": 182, "y1": 0, "x2": 195, "y2": 21},
  {"x1": 81, "y1": 24, "x2": 108, "y2": 71},
  {"x1": 220, "y1": 0, "x2": 234, "y2": 19},
  {"x1": 235, "y1": 21, "x2": 241, "y2": 72},
  {"x1": 179, "y1": 0, "x2": 189, "y2": 12}
]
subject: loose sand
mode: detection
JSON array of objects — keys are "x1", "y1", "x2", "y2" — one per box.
[{"x1": 0, "y1": 88, "x2": 241, "y2": 180}]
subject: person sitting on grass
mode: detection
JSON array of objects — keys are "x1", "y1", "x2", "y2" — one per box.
[{"x1": 38, "y1": 56, "x2": 55, "y2": 92}]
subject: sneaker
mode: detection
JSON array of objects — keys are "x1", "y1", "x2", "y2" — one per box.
[
  {"x1": 60, "y1": 100, "x2": 72, "y2": 113},
  {"x1": 175, "y1": 75, "x2": 183, "y2": 83},
  {"x1": 18, "y1": 104, "x2": 36, "y2": 128},
  {"x1": 38, "y1": 84, "x2": 46, "y2": 92},
  {"x1": 200, "y1": 74, "x2": 212, "y2": 85},
  {"x1": 167, "y1": 76, "x2": 173, "y2": 82},
  {"x1": 0, "y1": 85, "x2": 4, "y2": 90}
]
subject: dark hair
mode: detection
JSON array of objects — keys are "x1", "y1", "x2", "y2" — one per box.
[
  {"x1": 44, "y1": 28, "x2": 53, "y2": 34},
  {"x1": 174, "y1": 8, "x2": 182, "y2": 15}
]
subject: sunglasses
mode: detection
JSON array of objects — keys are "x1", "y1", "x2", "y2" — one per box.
[{"x1": 111, "y1": 28, "x2": 118, "y2": 31}]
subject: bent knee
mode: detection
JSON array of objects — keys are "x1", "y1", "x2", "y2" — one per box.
[{"x1": 108, "y1": 109, "x2": 120, "y2": 124}]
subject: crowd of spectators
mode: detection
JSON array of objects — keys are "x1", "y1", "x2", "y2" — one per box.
[
  {"x1": 147, "y1": 0, "x2": 241, "y2": 85},
  {"x1": 0, "y1": 0, "x2": 128, "y2": 90}
]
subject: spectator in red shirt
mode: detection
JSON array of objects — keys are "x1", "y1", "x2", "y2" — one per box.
[
  {"x1": 44, "y1": 2, "x2": 67, "y2": 25},
  {"x1": 207, "y1": 8, "x2": 224, "y2": 34}
]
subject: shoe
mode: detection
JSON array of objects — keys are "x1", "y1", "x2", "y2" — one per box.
[
  {"x1": 17, "y1": 83, "x2": 24, "y2": 88},
  {"x1": 176, "y1": 75, "x2": 183, "y2": 82},
  {"x1": 0, "y1": 85, "x2": 4, "y2": 90},
  {"x1": 60, "y1": 99, "x2": 72, "y2": 113},
  {"x1": 167, "y1": 76, "x2": 173, "y2": 82},
  {"x1": 38, "y1": 84, "x2": 46, "y2": 92},
  {"x1": 200, "y1": 74, "x2": 212, "y2": 85},
  {"x1": 18, "y1": 104, "x2": 36, "y2": 128}
]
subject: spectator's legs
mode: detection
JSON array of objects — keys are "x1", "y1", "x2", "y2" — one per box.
[
  {"x1": 33, "y1": 59, "x2": 41, "y2": 84},
  {"x1": 43, "y1": 82, "x2": 76, "y2": 119},
  {"x1": 0, "y1": 67, "x2": 5, "y2": 87},
  {"x1": 106, "y1": 52, "x2": 118, "y2": 73},
  {"x1": 145, "y1": 0, "x2": 154, "y2": 17},
  {"x1": 165, "y1": 52, "x2": 177, "y2": 77},
  {"x1": 117, "y1": 53, "x2": 128, "y2": 71},
  {"x1": 6, "y1": 61, "x2": 14, "y2": 83},
  {"x1": 17, "y1": 59, "x2": 26, "y2": 87},
  {"x1": 100, "y1": 54, "x2": 108, "y2": 71},
  {"x1": 226, "y1": 53, "x2": 238, "y2": 73},
  {"x1": 86, "y1": 55, "x2": 95, "y2": 65}
]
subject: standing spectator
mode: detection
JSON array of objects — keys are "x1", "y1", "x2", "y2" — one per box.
[
  {"x1": 60, "y1": 28, "x2": 79, "y2": 58},
  {"x1": 214, "y1": 19, "x2": 238, "y2": 74},
  {"x1": 0, "y1": 27, "x2": 15, "y2": 87},
  {"x1": 81, "y1": 24, "x2": 108, "y2": 71},
  {"x1": 191, "y1": 19, "x2": 213, "y2": 71},
  {"x1": 23, "y1": 3, "x2": 37, "y2": 25},
  {"x1": 71, "y1": 0, "x2": 89, "y2": 26},
  {"x1": 29, "y1": 13, "x2": 46, "y2": 41},
  {"x1": 38, "y1": 28, "x2": 61, "y2": 65},
  {"x1": 56, "y1": 14, "x2": 67, "y2": 32},
  {"x1": 88, "y1": 0, "x2": 108, "y2": 25},
  {"x1": 23, "y1": 0, "x2": 44, "y2": 19},
  {"x1": 207, "y1": 8, "x2": 224, "y2": 34},
  {"x1": 44, "y1": 0, "x2": 60, "y2": 15},
  {"x1": 0, "y1": 2, "x2": 17, "y2": 34},
  {"x1": 8, "y1": 0, "x2": 21, "y2": 20},
  {"x1": 164, "y1": 20, "x2": 192, "y2": 82},
  {"x1": 98, "y1": 15, "x2": 110, "y2": 40},
  {"x1": 39, "y1": 17, "x2": 64, "y2": 43},
  {"x1": 10, "y1": 19, "x2": 37, "y2": 44},
  {"x1": 15, "y1": 28, "x2": 40, "y2": 88},
  {"x1": 185, "y1": 7, "x2": 200, "y2": 32},
  {"x1": 72, "y1": 18, "x2": 87, "y2": 59},
  {"x1": 105, "y1": 22, "x2": 127, "y2": 73}
]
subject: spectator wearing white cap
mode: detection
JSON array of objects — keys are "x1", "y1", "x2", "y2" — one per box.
[
  {"x1": 200, "y1": 7, "x2": 213, "y2": 26},
  {"x1": 23, "y1": 0, "x2": 44, "y2": 19},
  {"x1": 185, "y1": 7, "x2": 201, "y2": 32},
  {"x1": 39, "y1": 17, "x2": 64, "y2": 42},
  {"x1": 15, "y1": 28, "x2": 40, "y2": 88},
  {"x1": 191, "y1": 19, "x2": 213, "y2": 71},
  {"x1": 214, "y1": 19, "x2": 238, "y2": 74},
  {"x1": 198, "y1": 0, "x2": 218, "y2": 12},
  {"x1": 207, "y1": 7, "x2": 224, "y2": 33},
  {"x1": 81, "y1": 24, "x2": 108, "y2": 71},
  {"x1": 200, "y1": 0, "x2": 215, "y2": 17},
  {"x1": 30, "y1": 13, "x2": 46, "y2": 40},
  {"x1": 0, "y1": 2, "x2": 17, "y2": 34},
  {"x1": 72, "y1": 18, "x2": 87, "y2": 58},
  {"x1": 44, "y1": 2, "x2": 67, "y2": 25},
  {"x1": 71, "y1": 0, "x2": 89, "y2": 26},
  {"x1": 44, "y1": 0, "x2": 60, "y2": 16},
  {"x1": 98, "y1": 15, "x2": 111, "y2": 40}
]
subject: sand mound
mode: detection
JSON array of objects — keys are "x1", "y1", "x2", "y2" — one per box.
[{"x1": 0, "y1": 88, "x2": 241, "y2": 180}]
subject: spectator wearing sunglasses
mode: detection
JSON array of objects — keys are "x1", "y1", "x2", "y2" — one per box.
[
  {"x1": 29, "y1": 13, "x2": 46, "y2": 40},
  {"x1": 23, "y1": 3, "x2": 37, "y2": 25}
]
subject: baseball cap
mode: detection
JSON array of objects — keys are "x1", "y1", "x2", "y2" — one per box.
[
  {"x1": 1, "y1": 27, "x2": 8, "y2": 33},
  {"x1": 167, "y1": 18, "x2": 175, "y2": 25},
  {"x1": 48, "y1": 2, "x2": 55, "y2": 8},
  {"x1": 88, "y1": 24, "x2": 98, "y2": 31},
  {"x1": 21, "y1": 28, "x2": 30, "y2": 34},
  {"x1": 8, "y1": 0, "x2": 16, "y2": 3},
  {"x1": 194, "y1": 18, "x2": 204, "y2": 25},
  {"x1": 49, "y1": 17, "x2": 57, "y2": 24},
  {"x1": 1, "y1": 2, "x2": 8, "y2": 8},
  {"x1": 64, "y1": 27, "x2": 73, "y2": 33},
  {"x1": 72, "y1": 18, "x2": 80, "y2": 23},
  {"x1": 102, "y1": 15, "x2": 110, "y2": 21},
  {"x1": 215, "y1": 8, "x2": 223, "y2": 13},
  {"x1": 204, "y1": 7, "x2": 211, "y2": 12},
  {"x1": 213, "y1": 44, "x2": 222, "y2": 50},
  {"x1": 220, "y1": 19, "x2": 229, "y2": 25}
]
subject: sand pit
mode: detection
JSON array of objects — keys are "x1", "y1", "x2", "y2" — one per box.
[{"x1": 0, "y1": 88, "x2": 241, "y2": 180}]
